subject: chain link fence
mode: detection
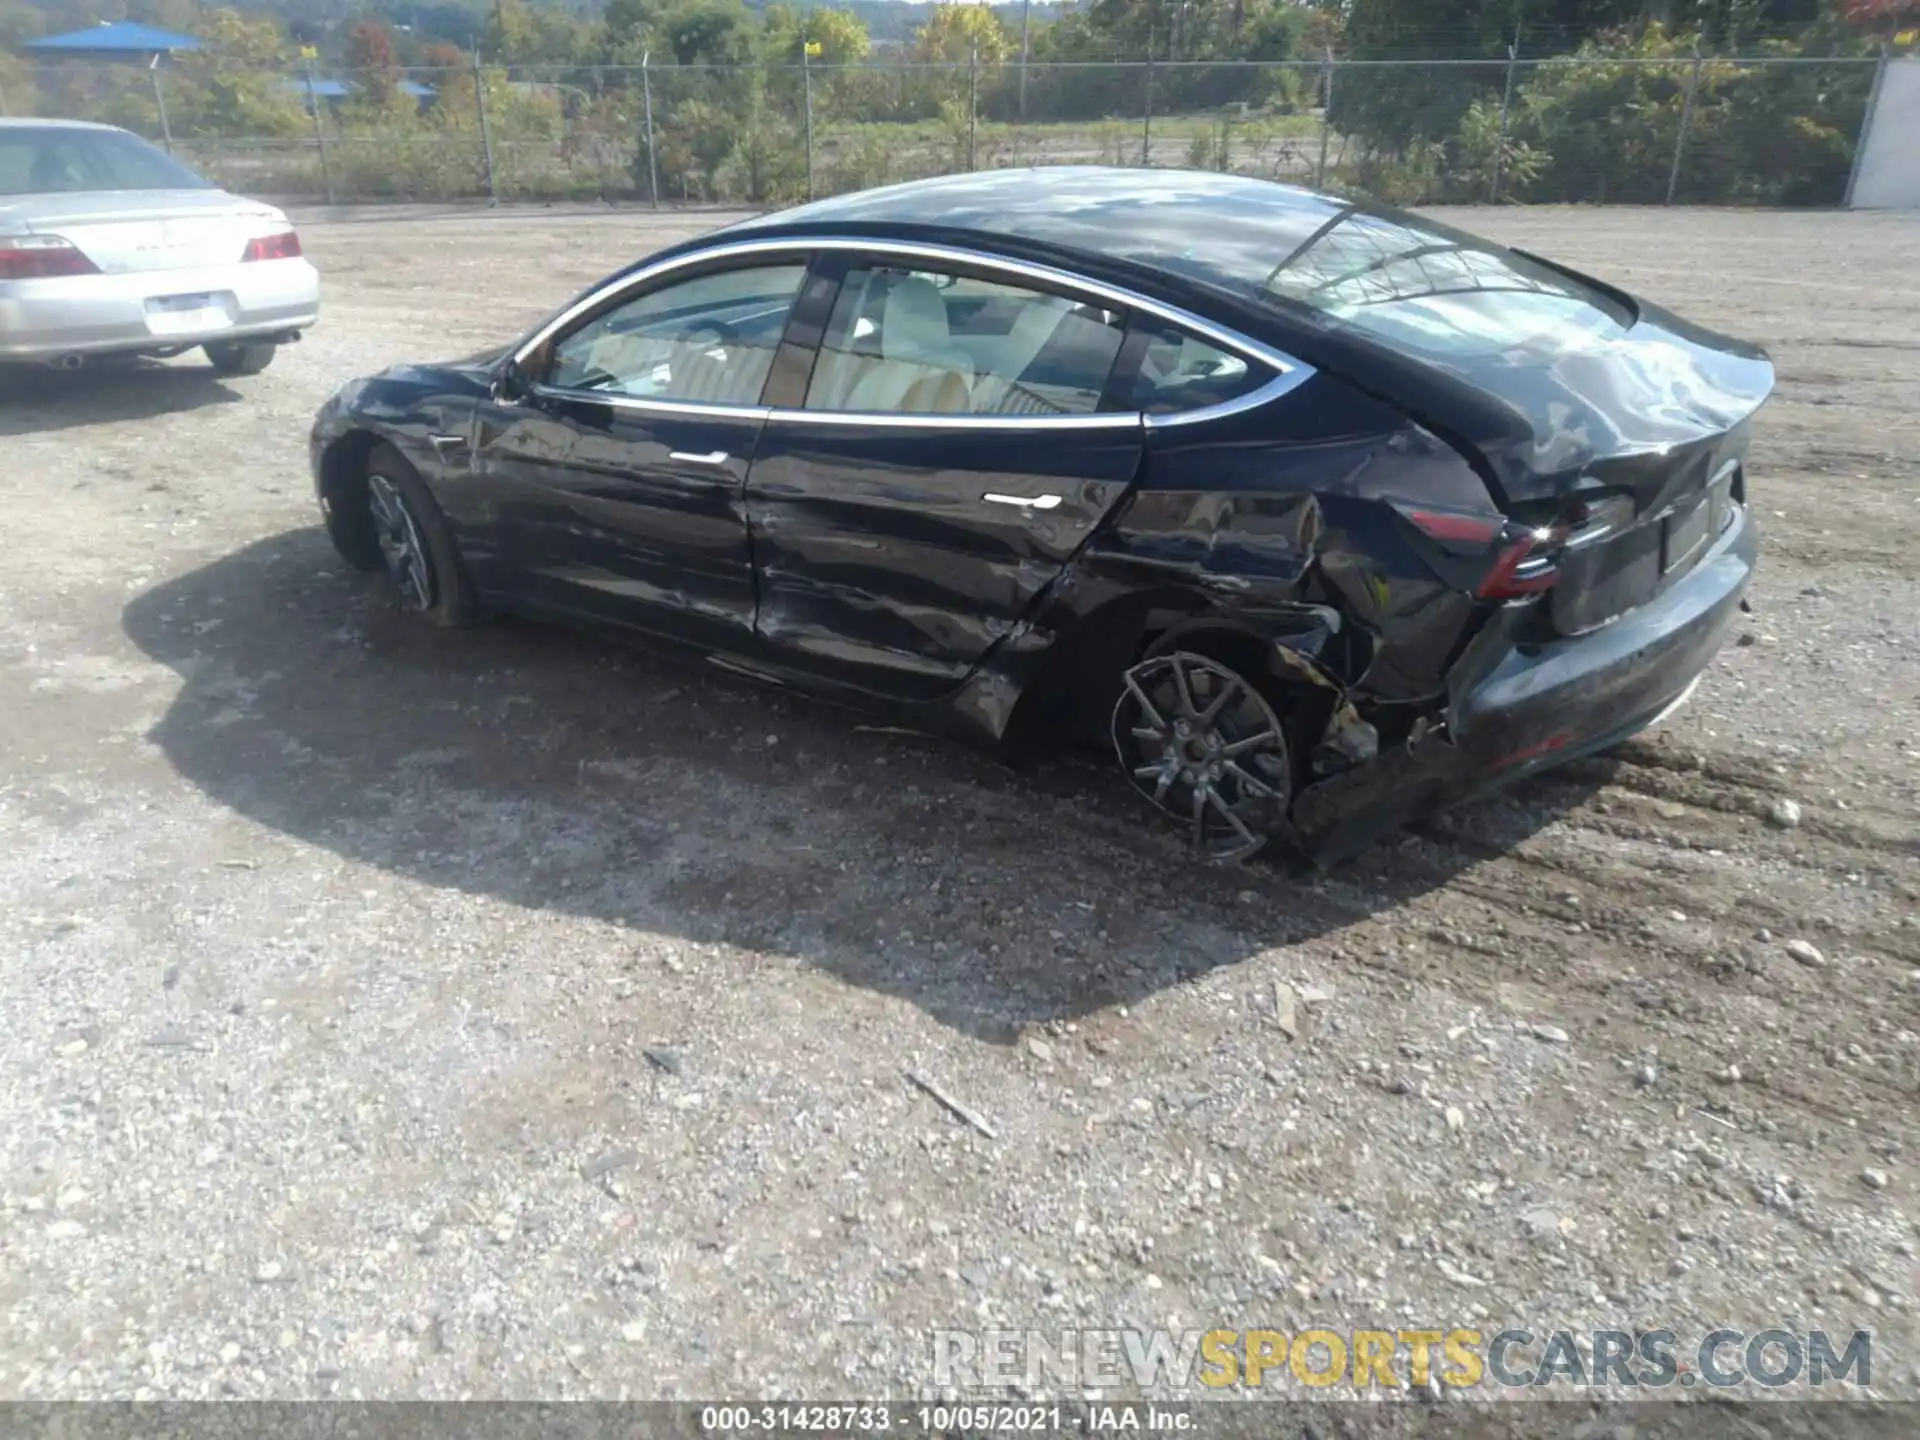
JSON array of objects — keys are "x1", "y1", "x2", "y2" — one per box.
[{"x1": 1, "y1": 50, "x2": 1889, "y2": 210}]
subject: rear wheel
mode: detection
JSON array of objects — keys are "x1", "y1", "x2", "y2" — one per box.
[
  {"x1": 204, "y1": 341, "x2": 276, "y2": 376},
  {"x1": 363, "y1": 442, "x2": 482, "y2": 628},
  {"x1": 1111, "y1": 650, "x2": 1294, "y2": 861}
]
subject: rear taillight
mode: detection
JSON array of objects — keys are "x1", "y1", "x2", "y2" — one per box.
[
  {"x1": 242, "y1": 231, "x2": 302, "y2": 262},
  {"x1": 0, "y1": 235, "x2": 99, "y2": 280},
  {"x1": 1397, "y1": 504, "x2": 1565, "y2": 600},
  {"x1": 1475, "y1": 526, "x2": 1564, "y2": 599},
  {"x1": 1396, "y1": 508, "x2": 1504, "y2": 547}
]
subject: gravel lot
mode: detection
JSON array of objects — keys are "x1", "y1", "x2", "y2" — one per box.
[{"x1": 1, "y1": 202, "x2": 1917, "y2": 1404}]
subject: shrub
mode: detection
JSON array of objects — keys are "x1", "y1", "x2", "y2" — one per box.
[
  {"x1": 1493, "y1": 24, "x2": 1875, "y2": 206},
  {"x1": 1450, "y1": 92, "x2": 1547, "y2": 202}
]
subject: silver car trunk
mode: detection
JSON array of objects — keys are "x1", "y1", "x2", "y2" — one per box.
[{"x1": 1, "y1": 190, "x2": 278, "y2": 275}]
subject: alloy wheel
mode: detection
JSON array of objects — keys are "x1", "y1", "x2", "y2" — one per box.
[
  {"x1": 367, "y1": 473, "x2": 436, "y2": 612},
  {"x1": 1112, "y1": 651, "x2": 1292, "y2": 861}
]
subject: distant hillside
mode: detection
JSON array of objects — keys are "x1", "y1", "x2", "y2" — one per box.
[{"x1": 1, "y1": 0, "x2": 1075, "y2": 53}]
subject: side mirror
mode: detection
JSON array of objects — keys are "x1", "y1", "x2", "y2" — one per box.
[{"x1": 492, "y1": 355, "x2": 533, "y2": 403}]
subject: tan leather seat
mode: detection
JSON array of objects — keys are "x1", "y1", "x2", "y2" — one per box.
[
  {"x1": 669, "y1": 340, "x2": 771, "y2": 406},
  {"x1": 898, "y1": 369, "x2": 971, "y2": 414},
  {"x1": 833, "y1": 277, "x2": 975, "y2": 414}
]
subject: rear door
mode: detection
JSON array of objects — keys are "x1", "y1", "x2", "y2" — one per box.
[{"x1": 743, "y1": 253, "x2": 1143, "y2": 703}]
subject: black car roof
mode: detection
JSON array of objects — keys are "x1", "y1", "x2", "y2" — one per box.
[{"x1": 724, "y1": 166, "x2": 1348, "y2": 301}]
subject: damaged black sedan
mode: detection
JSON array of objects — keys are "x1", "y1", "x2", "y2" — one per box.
[{"x1": 310, "y1": 168, "x2": 1768, "y2": 862}]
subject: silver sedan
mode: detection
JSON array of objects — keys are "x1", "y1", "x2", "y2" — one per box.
[{"x1": 0, "y1": 118, "x2": 319, "y2": 374}]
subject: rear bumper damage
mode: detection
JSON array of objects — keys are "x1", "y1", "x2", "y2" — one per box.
[{"x1": 1290, "y1": 501, "x2": 1757, "y2": 862}]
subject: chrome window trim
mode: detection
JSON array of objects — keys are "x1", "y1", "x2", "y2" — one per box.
[
  {"x1": 1143, "y1": 364, "x2": 1315, "y2": 430},
  {"x1": 528, "y1": 380, "x2": 1139, "y2": 432},
  {"x1": 764, "y1": 407, "x2": 1141, "y2": 432},
  {"x1": 526, "y1": 382, "x2": 770, "y2": 424},
  {"x1": 512, "y1": 233, "x2": 1317, "y2": 430}
]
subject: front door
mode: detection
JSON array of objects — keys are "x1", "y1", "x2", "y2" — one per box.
[
  {"x1": 744, "y1": 258, "x2": 1144, "y2": 703},
  {"x1": 472, "y1": 259, "x2": 811, "y2": 651}
]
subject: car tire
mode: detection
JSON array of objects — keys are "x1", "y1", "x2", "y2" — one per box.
[
  {"x1": 363, "y1": 441, "x2": 483, "y2": 628},
  {"x1": 203, "y1": 341, "x2": 276, "y2": 376},
  {"x1": 1111, "y1": 646, "x2": 1300, "y2": 862}
]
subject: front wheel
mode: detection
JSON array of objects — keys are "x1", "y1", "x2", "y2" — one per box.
[
  {"x1": 203, "y1": 341, "x2": 276, "y2": 376},
  {"x1": 363, "y1": 442, "x2": 483, "y2": 628}
]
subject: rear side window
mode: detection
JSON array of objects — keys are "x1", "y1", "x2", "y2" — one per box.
[
  {"x1": 805, "y1": 263, "x2": 1126, "y2": 417},
  {"x1": 0, "y1": 127, "x2": 211, "y2": 196},
  {"x1": 1118, "y1": 318, "x2": 1276, "y2": 415}
]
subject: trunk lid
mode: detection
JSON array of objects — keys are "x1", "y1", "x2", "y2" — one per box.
[
  {"x1": 3, "y1": 190, "x2": 284, "y2": 275},
  {"x1": 1441, "y1": 300, "x2": 1772, "y2": 636},
  {"x1": 1438, "y1": 298, "x2": 1774, "y2": 517}
]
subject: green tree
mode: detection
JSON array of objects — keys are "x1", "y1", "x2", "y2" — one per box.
[
  {"x1": 659, "y1": 0, "x2": 758, "y2": 66},
  {"x1": 0, "y1": 1, "x2": 45, "y2": 46},
  {"x1": 345, "y1": 20, "x2": 404, "y2": 108},
  {"x1": 1497, "y1": 19, "x2": 1874, "y2": 206},
  {"x1": 168, "y1": 10, "x2": 306, "y2": 140},
  {"x1": 912, "y1": 2, "x2": 1012, "y2": 63},
  {"x1": 482, "y1": 0, "x2": 538, "y2": 60},
  {"x1": 604, "y1": 0, "x2": 659, "y2": 50},
  {"x1": 763, "y1": 4, "x2": 871, "y2": 64}
]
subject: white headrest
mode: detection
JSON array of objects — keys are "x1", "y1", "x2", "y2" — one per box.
[{"x1": 881, "y1": 277, "x2": 951, "y2": 359}]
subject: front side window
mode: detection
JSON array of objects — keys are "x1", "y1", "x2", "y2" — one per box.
[
  {"x1": 1120, "y1": 318, "x2": 1276, "y2": 415},
  {"x1": 805, "y1": 264, "x2": 1126, "y2": 417},
  {"x1": 546, "y1": 263, "x2": 807, "y2": 406}
]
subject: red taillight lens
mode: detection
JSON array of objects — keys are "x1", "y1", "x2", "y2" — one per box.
[
  {"x1": 0, "y1": 235, "x2": 99, "y2": 280},
  {"x1": 242, "y1": 231, "x2": 302, "y2": 262},
  {"x1": 1475, "y1": 529, "x2": 1563, "y2": 599},
  {"x1": 1397, "y1": 507, "x2": 1504, "y2": 546},
  {"x1": 1396, "y1": 503, "x2": 1563, "y2": 600}
]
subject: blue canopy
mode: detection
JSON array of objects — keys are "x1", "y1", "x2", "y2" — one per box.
[{"x1": 24, "y1": 21, "x2": 203, "y2": 55}]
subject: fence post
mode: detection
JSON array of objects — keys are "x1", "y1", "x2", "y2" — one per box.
[
  {"x1": 804, "y1": 45, "x2": 816, "y2": 200},
  {"x1": 641, "y1": 52, "x2": 660, "y2": 209},
  {"x1": 1142, "y1": 36, "x2": 1155, "y2": 167},
  {"x1": 473, "y1": 53, "x2": 499, "y2": 206},
  {"x1": 306, "y1": 58, "x2": 336, "y2": 206},
  {"x1": 967, "y1": 45, "x2": 979, "y2": 172},
  {"x1": 149, "y1": 56, "x2": 174, "y2": 154},
  {"x1": 1666, "y1": 41, "x2": 1703, "y2": 207},
  {"x1": 1315, "y1": 48, "x2": 1333, "y2": 188},
  {"x1": 1490, "y1": 38, "x2": 1518, "y2": 202},
  {"x1": 1018, "y1": 0, "x2": 1031, "y2": 120},
  {"x1": 1843, "y1": 44, "x2": 1891, "y2": 211}
]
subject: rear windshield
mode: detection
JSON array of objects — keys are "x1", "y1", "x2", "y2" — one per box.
[
  {"x1": 1258, "y1": 206, "x2": 1633, "y2": 361},
  {"x1": 0, "y1": 127, "x2": 212, "y2": 197}
]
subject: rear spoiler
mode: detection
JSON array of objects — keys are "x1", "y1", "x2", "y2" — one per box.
[{"x1": 1508, "y1": 246, "x2": 1642, "y2": 328}]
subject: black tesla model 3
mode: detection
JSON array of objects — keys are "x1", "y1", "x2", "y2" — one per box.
[{"x1": 310, "y1": 167, "x2": 1769, "y2": 862}]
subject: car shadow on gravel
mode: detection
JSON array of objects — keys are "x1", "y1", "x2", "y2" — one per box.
[
  {"x1": 0, "y1": 361, "x2": 240, "y2": 435},
  {"x1": 122, "y1": 529, "x2": 1605, "y2": 1041}
]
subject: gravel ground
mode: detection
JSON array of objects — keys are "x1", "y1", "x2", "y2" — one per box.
[{"x1": 0, "y1": 203, "x2": 1916, "y2": 1404}]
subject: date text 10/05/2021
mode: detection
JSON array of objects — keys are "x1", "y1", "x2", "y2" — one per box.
[{"x1": 699, "y1": 1405, "x2": 1182, "y2": 1433}]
